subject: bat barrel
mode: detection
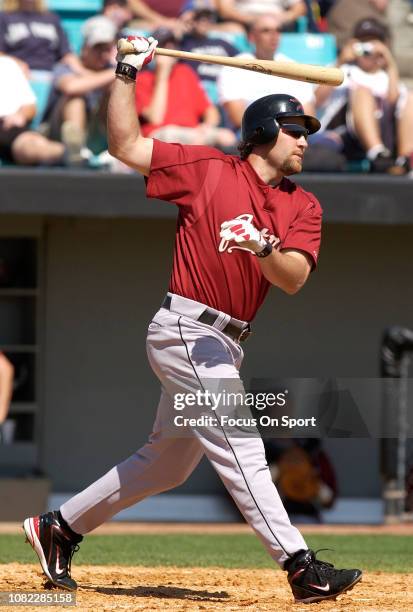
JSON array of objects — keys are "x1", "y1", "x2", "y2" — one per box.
[{"x1": 116, "y1": 40, "x2": 344, "y2": 87}]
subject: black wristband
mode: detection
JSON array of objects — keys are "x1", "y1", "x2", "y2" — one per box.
[
  {"x1": 256, "y1": 241, "x2": 273, "y2": 258},
  {"x1": 115, "y1": 62, "x2": 137, "y2": 81}
]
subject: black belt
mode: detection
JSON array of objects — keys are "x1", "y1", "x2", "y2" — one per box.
[{"x1": 162, "y1": 295, "x2": 252, "y2": 343}]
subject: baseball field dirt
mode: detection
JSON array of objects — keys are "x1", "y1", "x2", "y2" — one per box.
[
  {"x1": 1, "y1": 524, "x2": 412, "y2": 611},
  {"x1": 0, "y1": 563, "x2": 412, "y2": 611}
]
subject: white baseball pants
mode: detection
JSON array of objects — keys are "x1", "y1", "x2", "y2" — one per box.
[{"x1": 60, "y1": 294, "x2": 307, "y2": 567}]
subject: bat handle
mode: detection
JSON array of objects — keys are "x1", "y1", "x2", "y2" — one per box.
[{"x1": 117, "y1": 39, "x2": 164, "y2": 55}]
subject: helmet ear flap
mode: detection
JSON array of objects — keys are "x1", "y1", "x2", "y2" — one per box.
[{"x1": 246, "y1": 117, "x2": 280, "y2": 145}]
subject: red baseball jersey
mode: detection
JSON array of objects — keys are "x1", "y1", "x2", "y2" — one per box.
[{"x1": 146, "y1": 140, "x2": 322, "y2": 322}]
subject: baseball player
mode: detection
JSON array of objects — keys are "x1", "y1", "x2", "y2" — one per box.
[{"x1": 23, "y1": 36, "x2": 362, "y2": 604}]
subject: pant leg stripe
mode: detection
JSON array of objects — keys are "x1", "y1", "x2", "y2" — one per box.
[{"x1": 177, "y1": 317, "x2": 291, "y2": 559}]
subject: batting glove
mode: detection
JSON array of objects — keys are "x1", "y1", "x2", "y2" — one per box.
[
  {"x1": 116, "y1": 36, "x2": 157, "y2": 80},
  {"x1": 220, "y1": 218, "x2": 267, "y2": 253}
]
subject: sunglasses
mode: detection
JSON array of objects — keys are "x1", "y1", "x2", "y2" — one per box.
[{"x1": 279, "y1": 124, "x2": 309, "y2": 140}]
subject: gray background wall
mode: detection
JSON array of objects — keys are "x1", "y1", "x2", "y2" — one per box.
[{"x1": 37, "y1": 217, "x2": 413, "y2": 497}]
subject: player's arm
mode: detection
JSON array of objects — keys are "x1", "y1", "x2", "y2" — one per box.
[
  {"x1": 258, "y1": 248, "x2": 312, "y2": 294},
  {"x1": 108, "y1": 37, "x2": 158, "y2": 176},
  {"x1": 220, "y1": 220, "x2": 312, "y2": 294}
]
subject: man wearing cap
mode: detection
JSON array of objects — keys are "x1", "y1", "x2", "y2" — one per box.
[
  {"x1": 41, "y1": 15, "x2": 117, "y2": 161},
  {"x1": 218, "y1": 13, "x2": 315, "y2": 133},
  {"x1": 315, "y1": 17, "x2": 413, "y2": 174}
]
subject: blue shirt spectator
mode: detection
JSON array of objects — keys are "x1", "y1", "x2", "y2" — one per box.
[{"x1": 0, "y1": 0, "x2": 73, "y2": 72}]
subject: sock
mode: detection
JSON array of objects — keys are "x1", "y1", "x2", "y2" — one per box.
[
  {"x1": 56, "y1": 510, "x2": 83, "y2": 541},
  {"x1": 284, "y1": 549, "x2": 308, "y2": 571}
]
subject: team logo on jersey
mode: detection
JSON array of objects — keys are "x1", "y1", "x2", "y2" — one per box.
[{"x1": 218, "y1": 213, "x2": 280, "y2": 254}]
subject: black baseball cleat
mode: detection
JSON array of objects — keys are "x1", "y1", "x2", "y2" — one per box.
[
  {"x1": 285, "y1": 549, "x2": 362, "y2": 604},
  {"x1": 23, "y1": 512, "x2": 82, "y2": 591}
]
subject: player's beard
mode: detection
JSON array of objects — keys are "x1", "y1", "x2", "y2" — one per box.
[{"x1": 281, "y1": 154, "x2": 303, "y2": 175}]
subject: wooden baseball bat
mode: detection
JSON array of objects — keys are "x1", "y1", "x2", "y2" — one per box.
[{"x1": 117, "y1": 40, "x2": 343, "y2": 86}]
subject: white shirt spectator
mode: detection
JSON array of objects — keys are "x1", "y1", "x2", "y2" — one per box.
[
  {"x1": 218, "y1": 52, "x2": 315, "y2": 107},
  {"x1": 318, "y1": 62, "x2": 407, "y2": 129},
  {"x1": 0, "y1": 57, "x2": 36, "y2": 118},
  {"x1": 341, "y1": 63, "x2": 396, "y2": 98}
]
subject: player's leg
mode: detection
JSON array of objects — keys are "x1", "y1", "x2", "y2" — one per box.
[
  {"x1": 145, "y1": 310, "x2": 307, "y2": 564},
  {"x1": 23, "y1": 389, "x2": 203, "y2": 590},
  {"x1": 149, "y1": 311, "x2": 361, "y2": 603},
  {"x1": 59, "y1": 389, "x2": 204, "y2": 534}
]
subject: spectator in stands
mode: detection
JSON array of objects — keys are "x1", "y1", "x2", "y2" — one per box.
[
  {"x1": 103, "y1": 0, "x2": 133, "y2": 31},
  {"x1": 127, "y1": 0, "x2": 188, "y2": 36},
  {"x1": 42, "y1": 16, "x2": 117, "y2": 160},
  {"x1": 327, "y1": 0, "x2": 389, "y2": 50},
  {"x1": 218, "y1": 13, "x2": 316, "y2": 132},
  {"x1": 181, "y1": 7, "x2": 238, "y2": 103},
  {"x1": 215, "y1": 0, "x2": 307, "y2": 31},
  {"x1": 180, "y1": 0, "x2": 246, "y2": 34},
  {"x1": 135, "y1": 27, "x2": 236, "y2": 147},
  {"x1": 0, "y1": 0, "x2": 84, "y2": 76},
  {"x1": 315, "y1": 18, "x2": 413, "y2": 174},
  {"x1": 0, "y1": 55, "x2": 69, "y2": 165}
]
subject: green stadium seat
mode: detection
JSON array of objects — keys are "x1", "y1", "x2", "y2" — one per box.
[
  {"x1": 46, "y1": 0, "x2": 102, "y2": 11},
  {"x1": 278, "y1": 33, "x2": 337, "y2": 65}
]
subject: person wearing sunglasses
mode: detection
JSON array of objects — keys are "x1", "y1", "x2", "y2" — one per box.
[{"x1": 23, "y1": 34, "x2": 363, "y2": 604}]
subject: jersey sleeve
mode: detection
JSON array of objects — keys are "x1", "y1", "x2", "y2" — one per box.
[
  {"x1": 281, "y1": 194, "x2": 322, "y2": 268},
  {"x1": 146, "y1": 139, "x2": 226, "y2": 211}
]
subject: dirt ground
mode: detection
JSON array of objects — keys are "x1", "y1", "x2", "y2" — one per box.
[
  {"x1": 1, "y1": 521, "x2": 413, "y2": 535},
  {"x1": 1, "y1": 524, "x2": 412, "y2": 611},
  {"x1": 0, "y1": 563, "x2": 412, "y2": 612}
]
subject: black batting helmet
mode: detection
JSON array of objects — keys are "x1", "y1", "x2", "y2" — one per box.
[{"x1": 241, "y1": 94, "x2": 320, "y2": 145}]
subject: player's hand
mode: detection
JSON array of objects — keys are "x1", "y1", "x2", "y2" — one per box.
[
  {"x1": 220, "y1": 219, "x2": 267, "y2": 254},
  {"x1": 116, "y1": 36, "x2": 158, "y2": 71}
]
